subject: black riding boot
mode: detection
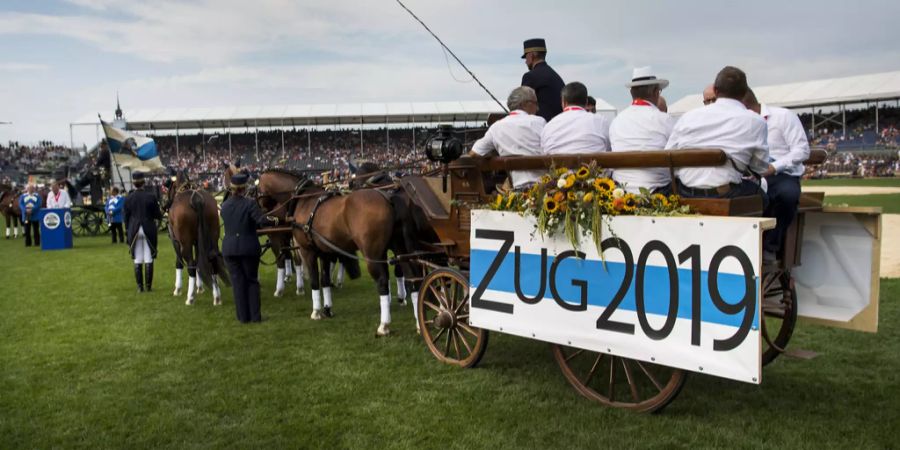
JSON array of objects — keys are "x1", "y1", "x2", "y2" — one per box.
[
  {"x1": 134, "y1": 264, "x2": 144, "y2": 293},
  {"x1": 145, "y1": 262, "x2": 154, "y2": 292}
]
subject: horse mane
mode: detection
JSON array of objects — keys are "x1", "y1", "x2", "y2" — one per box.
[{"x1": 262, "y1": 167, "x2": 307, "y2": 179}]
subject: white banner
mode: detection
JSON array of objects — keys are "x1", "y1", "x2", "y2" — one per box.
[{"x1": 469, "y1": 210, "x2": 768, "y2": 384}]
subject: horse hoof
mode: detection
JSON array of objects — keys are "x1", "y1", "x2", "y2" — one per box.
[
  {"x1": 323, "y1": 307, "x2": 334, "y2": 318},
  {"x1": 274, "y1": 290, "x2": 283, "y2": 298},
  {"x1": 396, "y1": 297, "x2": 407, "y2": 306},
  {"x1": 310, "y1": 310, "x2": 323, "y2": 320},
  {"x1": 173, "y1": 289, "x2": 181, "y2": 296},
  {"x1": 213, "y1": 298, "x2": 222, "y2": 306},
  {"x1": 376, "y1": 323, "x2": 391, "y2": 337},
  {"x1": 185, "y1": 299, "x2": 194, "y2": 306},
  {"x1": 296, "y1": 289, "x2": 305, "y2": 296}
]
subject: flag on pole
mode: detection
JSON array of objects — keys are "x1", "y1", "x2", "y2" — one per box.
[{"x1": 100, "y1": 120, "x2": 163, "y2": 172}]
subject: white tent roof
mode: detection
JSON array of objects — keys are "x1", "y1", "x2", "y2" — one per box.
[
  {"x1": 669, "y1": 70, "x2": 900, "y2": 116},
  {"x1": 73, "y1": 99, "x2": 617, "y2": 130}
]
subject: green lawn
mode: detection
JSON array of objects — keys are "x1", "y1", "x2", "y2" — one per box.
[
  {"x1": 1, "y1": 236, "x2": 897, "y2": 448},
  {"x1": 825, "y1": 194, "x2": 900, "y2": 214},
  {"x1": 803, "y1": 177, "x2": 900, "y2": 187}
]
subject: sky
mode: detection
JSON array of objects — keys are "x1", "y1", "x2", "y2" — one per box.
[{"x1": 1, "y1": 0, "x2": 898, "y2": 148}]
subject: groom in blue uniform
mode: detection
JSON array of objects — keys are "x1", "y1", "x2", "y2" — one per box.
[
  {"x1": 220, "y1": 172, "x2": 279, "y2": 323},
  {"x1": 18, "y1": 185, "x2": 41, "y2": 247},
  {"x1": 521, "y1": 38, "x2": 565, "y2": 123}
]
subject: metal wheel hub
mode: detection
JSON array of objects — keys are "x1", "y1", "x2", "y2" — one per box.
[{"x1": 434, "y1": 309, "x2": 456, "y2": 329}]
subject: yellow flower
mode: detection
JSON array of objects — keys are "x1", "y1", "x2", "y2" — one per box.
[
  {"x1": 575, "y1": 166, "x2": 590, "y2": 179},
  {"x1": 652, "y1": 193, "x2": 669, "y2": 207},
  {"x1": 552, "y1": 191, "x2": 566, "y2": 203},
  {"x1": 582, "y1": 192, "x2": 594, "y2": 203},
  {"x1": 623, "y1": 193, "x2": 638, "y2": 212},
  {"x1": 593, "y1": 177, "x2": 615, "y2": 193},
  {"x1": 544, "y1": 197, "x2": 559, "y2": 213},
  {"x1": 668, "y1": 194, "x2": 680, "y2": 205},
  {"x1": 555, "y1": 167, "x2": 569, "y2": 177},
  {"x1": 506, "y1": 192, "x2": 517, "y2": 208},
  {"x1": 493, "y1": 194, "x2": 503, "y2": 209},
  {"x1": 540, "y1": 175, "x2": 552, "y2": 185},
  {"x1": 567, "y1": 191, "x2": 577, "y2": 201},
  {"x1": 563, "y1": 174, "x2": 576, "y2": 189}
]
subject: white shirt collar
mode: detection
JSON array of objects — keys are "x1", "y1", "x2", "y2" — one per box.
[
  {"x1": 715, "y1": 97, "x2": 747, "y2": 110},
  {"x1": 760, "y1": 103, "x2": 771, "y2": 119}
]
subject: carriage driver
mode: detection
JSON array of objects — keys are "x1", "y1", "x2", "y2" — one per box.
[
  {"x1": 124, "y1": 171, "x2": 163, "y2": 293},
  {"x1": 221, "y1": 172, "x2": 279, "y2": 323},
  {"x1": 468, "y1": 86, "x2": 546, "y2": 190}
]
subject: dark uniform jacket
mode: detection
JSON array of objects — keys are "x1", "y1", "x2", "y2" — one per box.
[
  {"x1": 221, "y1": 194, "x2": 277, "y2": 257},
  {"x1": 521, "y1": 61, "x2": 565, "y2": 123},
  {"x1": 124, "y1": 187, "x2": 163, "y2": 258}
]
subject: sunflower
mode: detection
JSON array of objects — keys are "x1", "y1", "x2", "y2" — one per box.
[
  {"x1": 562, "y1": 174, "x2": 576, "y2": 189},
  {"x1": 623, "y1": 193, "x2": 638, "y2": 212},
  {"x1": 543, "y1": 197, "x2": 559, "y2": 213},
  {"x1": 567, "y1": 191, "x2": 577, "y2": 201},
  {"x1": 575, "y1": 166, "x2": 590, "y2": 179},
  {"x1": 540, "y1": 175, "x2": 552, "y2": 186},
  {"x1": 652, "y1": 193, "x2": 669, "y2": 207},
  {"x1": 593, "y1": 177, "x2": 615, "y2": 194},
  {"x1": 582, "y1": 192, "x2": 594, "y2": 203},
  {"x1": 555, "y1": 167, "x2": 570, "y2": 177},
  {"x1": 493, "y1": 194, "x2": 503, "y2": 209},
  {"x1": 668, "y1": 194, "x2": 680, "y2": 205},
  {"x1": 552, "y1": 191, "x2": 566, "y2": 203},
  {"x1": 506, "y1": 192, "x2": 518, "y2": 208}
]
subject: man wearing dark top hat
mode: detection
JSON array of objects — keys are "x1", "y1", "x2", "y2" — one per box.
[
  {"x1": 220, "y1": 172, "x2": 278, "y2": 323},
  {"x1": 124, "y1": 171, "x2": 163, "y2": 292},
  {"x1": 521, "y1": 38, "x2": 566, "y2": 123}
]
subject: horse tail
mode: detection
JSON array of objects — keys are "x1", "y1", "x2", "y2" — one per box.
[{"x1": 190, "y1": 193, "x2": 218, "y2": 287}]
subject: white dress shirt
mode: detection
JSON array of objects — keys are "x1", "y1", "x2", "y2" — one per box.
[
  {"x1": 666, "y1": 98, "x2": 769, "y2": 188},
  {"x1": 760, "y1": 104, "x2": 810, "y2": 177},
  {"x1": 541, "y1": 106, "x2": 611, "y2": 155},
  {"x1": 46, "y1": 189, "x2": 72, "y2": 209},
  {"x1": 471, "y1": 110, "x2": 546, "y2": 188},
  {"x1": 609, "y1": 100, "x2": 675, "y2": 193}
]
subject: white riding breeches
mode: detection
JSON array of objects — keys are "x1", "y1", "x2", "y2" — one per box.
[{"x1": 133, "y1": 226, "x2": 153, "y2": 264}]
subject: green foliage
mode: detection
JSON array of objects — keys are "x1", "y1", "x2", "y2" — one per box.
[
  {"x1": 825, "y1": 194, "x2": 900, "y2": 214},
  {"x1": 0, "y1": 236, "x2": 898, "y2": 448}
]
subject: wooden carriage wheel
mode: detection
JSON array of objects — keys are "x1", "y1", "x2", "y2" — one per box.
[
  {"x1": 417, "y1": 268, "x2": 489, "y2": 368},
  {"x1": 760, "y1": 269, "x2": 798, "y2": 366},
  {"x1": 551, "y1": 345, "x2": 687, "y2": 413},
  {"x1": 71, "y1": 210, "x2": 93, "y2": 237}
]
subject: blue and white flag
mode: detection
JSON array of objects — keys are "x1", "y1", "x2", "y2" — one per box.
[{"x1": 101, "y1": 121, "x2": 163, "y2": 172}]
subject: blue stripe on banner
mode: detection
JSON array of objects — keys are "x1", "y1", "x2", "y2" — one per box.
[
  {"x1": 136, "y1": 141, "x2": 158, "y2": 161},
  {"x1": 470, "y1": 249, "x2": 758, "y2": 329}
]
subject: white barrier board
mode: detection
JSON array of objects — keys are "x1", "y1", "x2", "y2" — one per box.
[{"x1": 469, "y1": 210, "x2": 769, "y2": 384}]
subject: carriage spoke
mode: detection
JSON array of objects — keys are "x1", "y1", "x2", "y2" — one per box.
[
  {"x1": 458, "y1": 322, "x2": 480, "y2": 337},
  {"x1": 451, "y1": 329, "x2": 462, "y2": 360},
  {"x1": 453, "y1": 291, "x2": 468, "y2": 314},
  {"x1": 429, "y1": 284, "x2": 449, "y2": 310},
  {"x1": 564, "y1": 349, "x2": 585, "y2": 363},
  {"x1": 608, "y1": 356, "x2": 617, "y2": 401},
  {"x1": 444, "y1": 328, "x2": 453, "y2": 356},
  {"x1": 454, "y1": 328, "x2": 473, "y2": 355},
  {"x1": 634, "y1": 360, "x2": 664, "y2": 392},
  {"x1": 430, "y1": 327, "x2": 447, "y2": 344},
  {"x1": 582, "y1": 353, "x2": 603, "y2": 386},
  {"x1": 438, "y1": 279, "x2": 452, "y2": 310},
  {"x1": 455, "y1": 313, "x2": 469, "y2": 320},
  {"x1": 621, "y1": 359, "x2": 641, "y2": 403},
  {"x1": 423, "y1": 299, "x2": 441, "y2": 313}
]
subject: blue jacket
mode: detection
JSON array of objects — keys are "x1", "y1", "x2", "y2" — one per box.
[
  {"x1": 106, "y1": 195, "x2": 124, "y2": 223},
  {"x1": 18, "y1": 192, "x2": 41, "y2": 222}
]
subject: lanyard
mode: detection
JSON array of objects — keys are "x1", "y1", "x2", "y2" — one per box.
[
  {"x1": 563, "y1": 106, "x2": 585, "y2": 112},
  {"x1": 631, "y1": 99, "x2": 653, "y2": 107}
]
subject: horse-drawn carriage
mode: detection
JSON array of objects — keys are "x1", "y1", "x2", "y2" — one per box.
[{"x1": 394, "y1": 146, "x2": 881, "y2": 413}]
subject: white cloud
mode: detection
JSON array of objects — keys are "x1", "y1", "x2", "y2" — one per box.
[{"x1": 0, "y1": 62, "x2": 49, "y2": 72}]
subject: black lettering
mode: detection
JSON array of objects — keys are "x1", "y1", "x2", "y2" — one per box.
[
  {"x1": 595, "y1": 238, "x2": 636, "y2": 334},
  {"x1": 471, "y1": 229, "x2": 515, "y2": 314},
  {"x1": 514, "y1": 246, "x2": 547, "y2": 304}
]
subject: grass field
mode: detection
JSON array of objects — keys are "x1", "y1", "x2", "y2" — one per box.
[
  {"x1": 803, "y1": 177, "x2": 900, "y2": 188},
  {"x1": 825, "y1": 193, "x2": 900, "y2": 214},
  {"x1": 1, "y1": 236, "x2": 898, "y2": 449}
]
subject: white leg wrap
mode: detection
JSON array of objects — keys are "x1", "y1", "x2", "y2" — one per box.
[
  {"x1": 174, "y1": 268, "x2": 183, "y2": 295},
  {"x1": 411, "y1": 291, "x2": 419, "y2": 322},
  {"x1": 285, "y1": 260, "x2": 293, "y2": 278},
  {"x1": 396, "y1": 277, "x2": 407, "y2": 300},
  {"x1": 5, "y1": 228, "x2": 8, "y2": 237},
  {"x1": 275, "y1": 268, "x2": 285, "y2": 296},
  {"x1": 311, "y1": 289, "x2": 322, "y2": 311},
  {"x1": 335, "y1": 263, "x2": 345, "y2": 286},
  {"x1": 295, "y1": 268, "x2": 304, "y2": 294},
  {"x1": 323, "y1": 286, "x2": 333, "y2": 308},
  {"x1": 380, "y1": 294, "x2": 391, "y2": 325},
  {"x1": 196, "y1": 277, "x2": 204, "y2": 293},
  {"x1": 212, "y1": 277, "x2": 221, "y2": 305},
  {"x1": 186, "y1": 276, "x2": 196, "y2": 304}
]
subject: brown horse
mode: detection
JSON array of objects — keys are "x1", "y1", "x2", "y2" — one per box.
[
  {"x1": 164, "y1": 169, "x2": 230, "y2": 305},
  {"x1": 0, "y1": 186, "x2": 22, "y2": 239},
  {"x1": 289, "y1": 175, "x2": 397, "y2": 335},
  {"x1": 223, "y1": 164, "x2": 305, "y2": 297}
]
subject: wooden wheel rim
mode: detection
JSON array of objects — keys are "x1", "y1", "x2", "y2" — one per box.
[
  {"x1": 418, "y1": 268, "x2": 488, "y2": 368},
  {"x1": 760, "y1": 269, "x2": 797, "y2": 366},
  {"x1": 551, "y1": 345, "x2": 687, "y2": 413}
]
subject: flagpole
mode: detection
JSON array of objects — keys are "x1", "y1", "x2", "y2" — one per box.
[{"x1": 99, "y1": 114, "x2": 127, "y2": 191}]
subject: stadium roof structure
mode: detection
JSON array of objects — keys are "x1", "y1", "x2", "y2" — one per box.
[
  {"x1": 73, "y1": 99, "x2": 617, "y2": 131},
  {"x1": 669, "y1": 70, "x2": 900, "y2": 116}
]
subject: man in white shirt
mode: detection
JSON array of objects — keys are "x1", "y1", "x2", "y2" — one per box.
[
  {"x1": 469, "y1": 86, "x2": 546, "y2": 189},
  {"x1": 744, "y1": 88, "x2": 810, "y2": 256},
  {"x1": 541, "y1": 81, "x2": 611, "y2": 154},
  {"x1": 46, "y1": 178, "x2": 73, "y2": 209},
  {"x1": 609, "y1": 66, "x2": 675, "y2": 194},
  {"x1": 666, "y1": 66, "x2": 772, "y2": 200}
]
